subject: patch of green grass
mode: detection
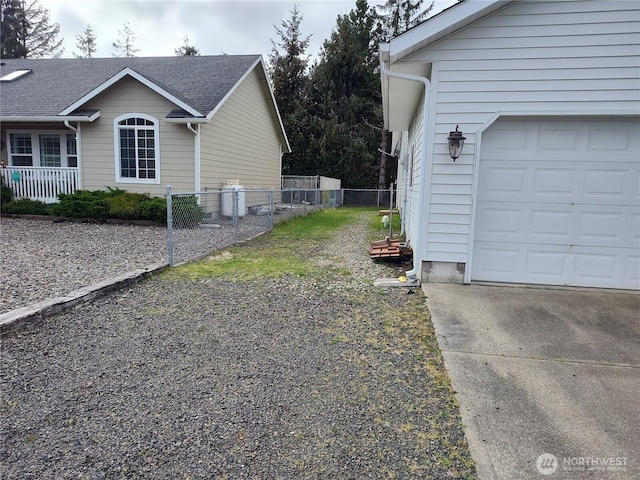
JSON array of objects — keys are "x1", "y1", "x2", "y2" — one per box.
[
  {"x1": 167, "y1": 207, "x2": 365, "y2": 281},
  {"x1": 267, "y1": 207, "x2": 361, "y2": 242}
]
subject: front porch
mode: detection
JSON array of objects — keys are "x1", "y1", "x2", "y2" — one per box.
[{"x1": 1, "y1": 166, "x2": 79, "y2": 203}]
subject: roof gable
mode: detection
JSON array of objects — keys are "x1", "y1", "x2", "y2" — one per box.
[
  {"x1": 0, "y1": 55, "x2": 261, "y2": 119},
  {"x1": 59, "y1": 67, "x2": 202, "y2": 117}
]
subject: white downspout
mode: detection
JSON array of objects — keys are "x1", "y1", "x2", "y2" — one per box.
[
  {"x1": 380, "y1": 61, "x2": 432, "y2": 281},
  {"x1": 187, "y1": 122, "x2": 200, "y2": 191},
  {"x1": 64, "y1": 121, "x2": 82, "y2": 189}
]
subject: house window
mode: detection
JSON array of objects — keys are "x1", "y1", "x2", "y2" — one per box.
[
  {"x1": 7, "y1": 131, "x2": 77, "y2": 167},
  {"x1": 66, "y1": 134, "x2": 78, "y2": 168},
  {"x1": 114, "y1": 114, "x2": 159, "y2": 183},
  {"x1": 9, "y1": 133, "x2": 33, "y2": 166},
  {"x1": 39, "y1": 134, "x2": 61, "y2": 167}
]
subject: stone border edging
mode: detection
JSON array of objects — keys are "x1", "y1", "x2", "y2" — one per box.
[{"x1": 0, "y1": 262, "x2": 169, "y2": 336}]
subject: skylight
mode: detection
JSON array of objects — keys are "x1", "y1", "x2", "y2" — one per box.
[{"x1": 0, "y1": 69, "x2": 32, "y2": 82}]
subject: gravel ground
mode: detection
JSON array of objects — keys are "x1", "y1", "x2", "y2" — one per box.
[
  {"x1": 0, "y1": 217, "x2": 167, "y2": 314},
  {"x1": 1, "y1": 210, "x2": 316, "y2": 314},
  {"x1": 0, "y1": 211, "x2": 477, "y2": 479}
]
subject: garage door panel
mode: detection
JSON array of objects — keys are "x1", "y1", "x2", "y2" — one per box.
[
  {"x1": 583, "y1": 168, "x2": 627, "y2": 199},
  {"x1": 573, "y1": 247, "x2": 640, "y2": 289},
  {"x1": 533, "y1": 168, "x2": 575, "y2": 196},
  {"x1": 475, "y1": 202, "x2": 573, "y2": 244},
  {"x1": 473, "y1": 242, "x2": 571, "y2": 285},
  {"x1": 574, "y1": 205, "x2": 639, "y2": 248},
  {"x1": 474, "y1": 117, "x2": 640, "y2": 289},
  {"x1": 480, "y1": 161, "x2": 637, "y2": 205},
  {"x1": 626, "y1": 256, "x2": 640, "y2": 285}
]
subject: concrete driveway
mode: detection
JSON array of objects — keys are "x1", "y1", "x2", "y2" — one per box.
[{"x1": 424, "y1": 284, "x2": 640, "y2": 480}]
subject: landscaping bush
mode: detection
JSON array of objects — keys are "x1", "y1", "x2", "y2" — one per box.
[
  {"x1": 51, "y1": 190, "x2": 112, "y2": 219},
  {"x1": 1, "y1": 176, "x2": 14, "y2": 205},
  {"x1": 1, "y1": 198, "x2": 51, "y2": 215},
  {"x1": 107, "y1": 191, "x2": 150, "y2": 220},
  {"x1": 138, "y1": 196, "x2": 167, "y2": 224},
  {"x1": 3, "y1": 186, "x2": 167, "y2": 224}
]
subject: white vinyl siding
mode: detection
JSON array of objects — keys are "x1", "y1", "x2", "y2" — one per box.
[
  {"x1": 400, "y1": 0, "x2": 640, "y2": 264},
  {"x1": 400, "y1": 96, "x2": 425, "y2": 250},
  {"x1": 80, "y1": 76, "x2": 195, "y2": 196},
  {"x1": 199, "y1": 67, "x2": 282, "y2": 189}
]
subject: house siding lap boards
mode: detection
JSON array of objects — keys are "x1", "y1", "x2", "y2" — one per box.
[{"x1": 200, "y1": 67, "x2": 282, "y2": 189}]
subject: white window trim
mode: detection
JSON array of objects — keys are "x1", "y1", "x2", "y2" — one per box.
[
  {"x1": 113, "y1": 113, "x2": 161, "y2": 184},
  {"x1": 6, "y1": 130, "x2": 78, "y2": 168}
]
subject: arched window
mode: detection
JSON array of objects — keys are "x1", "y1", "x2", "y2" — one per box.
[{"x1": 114, "y1": 114, "x2": 159, "y2": 183}]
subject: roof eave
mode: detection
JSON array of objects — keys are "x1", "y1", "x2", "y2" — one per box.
[
  {"x1": 0, "y1": 112, "x2": 101, "y2": 123},
  {"x1": 164, "y1": 117, "x2": 209, "y2": 124},
  {"x1": 388, "y1": 0, "x2": 512, "y2": 63}
]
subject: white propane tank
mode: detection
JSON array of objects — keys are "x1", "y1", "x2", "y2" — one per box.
[{"x1": 221, "y1": 179, "x2": 245, "y2": 217}]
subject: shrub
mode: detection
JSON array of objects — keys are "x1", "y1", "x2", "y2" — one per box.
[
  {"x1": 1, "y1": 176, "x2": 14, "y2": 205},
  {"x1": 139, "y1": 196, "x2": 167, "y2": 224},
  {"x1": 1, "y1": 198, "x2": 51, "y2": 215},
  {"x1": 51, "y1": 190, "x2": 111, "y2": 219},
  {"x1": 107, "y1": 191, "x2": 150, "y2": 220}
]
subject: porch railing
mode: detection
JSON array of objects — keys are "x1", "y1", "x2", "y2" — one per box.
[{"x1": 0, "y1": 166, "x2": 79, "y2": 203}]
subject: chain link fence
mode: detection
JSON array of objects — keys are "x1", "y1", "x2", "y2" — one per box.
[
  {"x1": 341, "y1": 189, "x2": 394, "y2": 207},
  {"x1": 166, "y1": 186, "x2": 342, "y2": 266}
]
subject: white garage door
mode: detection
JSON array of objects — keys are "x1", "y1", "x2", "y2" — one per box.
[{"x1": 473, "y1": 117, "x2": 640, "y2": 290}]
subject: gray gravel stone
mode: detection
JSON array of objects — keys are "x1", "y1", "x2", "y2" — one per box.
[{"x1": 0, "y1": 211, "x2": 477, "y2": 479}]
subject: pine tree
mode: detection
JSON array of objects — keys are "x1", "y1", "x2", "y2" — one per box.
[
  {"x1": 0, "y1": 0, "x2": 63, "y2": 58},
  {"x1": 374, "y1": 0, "x2": 434, "y2": 188},
  {"x1": 268, "y1": 4, "x2": 312, "y2": 176},
  {"x1": 112, "y1": 21, "x2": 138, "y2": 58},
  {"x1": 309, "y1": 0, "x2": 382, "y2": 188},
  {"x1": 73, "y1": 23, "x2": 96, "y2": 58},
  {"x1": 378, "y1": 0, "x2": 433, "y2": 37},
  {"x1": 175, "y1": 35, "x2": 199, "y2": 56}
]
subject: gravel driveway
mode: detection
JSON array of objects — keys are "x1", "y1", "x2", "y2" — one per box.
[{"x1": 1, "y1": 211, "x2": 477, "y2": 479}]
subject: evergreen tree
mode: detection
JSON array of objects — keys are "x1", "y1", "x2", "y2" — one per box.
[
  {"x1": 0, "y1": 0, "x2": 63, "y2": 58},
  {"x1": 374, "y1": 0, "x2": 433, "y2": 188},
  {"x1": 309, "y1": 0, "x2": 382, "y2": 188},
  {"x1": 73, "y1": 23, "x2": 96, "y2": 58},
  {"x1": 112, "y1": 21, "x2": 138, "y2": 57},
  {"x1": 175, "y1": 35, "x2": 199, "y2": 56},
  {"x1": 268, "y1": 4, "x2": 312, "y2": 176},
  {"x1": 377, "y1": 0, "x2": 433, "y2": 37}
]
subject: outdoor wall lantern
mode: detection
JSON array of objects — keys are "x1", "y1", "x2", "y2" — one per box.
[{"x1": 447, "y1": 125, "x2": 466, "y2": 161}]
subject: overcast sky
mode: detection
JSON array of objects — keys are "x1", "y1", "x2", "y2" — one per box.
[{"x1": 45, "y1": 0, "x2": 457, "y2": 61}]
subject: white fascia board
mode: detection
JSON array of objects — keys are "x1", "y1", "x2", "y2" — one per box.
[
  {"x1": 206, "y1": 57, "x2": 292, "y2": 153},
  {"x1": 164, "y1": 117, "x2": 209, "y2": 124},
  {"x1": 379, "y1": 45, "x2": 392, "y2": 130},
  {"x1": 0, "y1": 112, "x2": 101, "y2": 122},
  {"x1": 58, "y1": 67, "x2": 202, "y2": 117},
  {"x1": 389, "y1": 0, "x2": 508, "y2": 62}
]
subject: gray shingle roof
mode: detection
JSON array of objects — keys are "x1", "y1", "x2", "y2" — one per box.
[{"x1": 0, "y1": 55, "x2": 261, "y2": 118}]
